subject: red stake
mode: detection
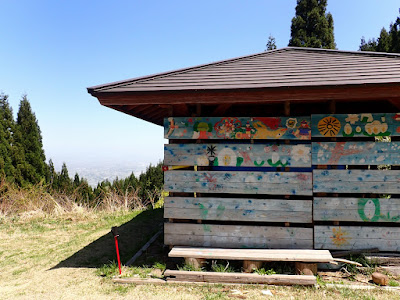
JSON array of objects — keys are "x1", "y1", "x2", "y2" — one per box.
[{"x1": 111, "y1": 227, "x2": 122, "y2": 275}]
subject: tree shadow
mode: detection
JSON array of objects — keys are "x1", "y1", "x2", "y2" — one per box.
[{"x1": 50, "y1": 208, "x2": 164, "y2": 269}]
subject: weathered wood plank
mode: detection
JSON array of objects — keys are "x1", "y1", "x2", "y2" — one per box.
[
  {"x1": 165, "y1": 143, "x2": 311, "y2": 167},
  {"x1": 165, "y1": 171, "x2": 313, "y2": 195},
  {"x1": 313, "y1": 169, "x2": 400, "y2": 193},
  {"x1": 166, "y1": 171, "x2": 312, "y2": 183},
  {"x1": 164, "y1": 116, "x2": 311, "y2": 140},
  {"x1": 164, "y1": 197, "x2": 312, "y2": 223},
  {"x1": 312, "y1": 141, "x2": 400, "y2": 165},
  {"x1": 164, "y1": 223, "x2": 313, "y2": 248},
  {"x1": 311, "y1": 113, "x2": 400, "y2": 138},
  {"x1": 314, "y1": 197, "x2": 400, "y2": 222},
  {"x1": 169, "y1": 247, "x2": 333, "y2": 262},
  {"x1": 164, "y1": 270, "x2": 317, "y2": 285},
  {"x1": 314, "y1": 226, "x2": 400, "y2": 251}
]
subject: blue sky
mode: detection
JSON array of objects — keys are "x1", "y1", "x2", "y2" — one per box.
[{"x1": 1, "y1": 0, "x2": 400, "y2": 173}]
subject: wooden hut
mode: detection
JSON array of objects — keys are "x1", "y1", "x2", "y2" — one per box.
[{"x1": 88, "y1": 47, "x2": 400, "y2": 252}]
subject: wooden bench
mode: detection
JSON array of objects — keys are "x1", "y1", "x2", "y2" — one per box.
[{"x1": 169, "y1": 246, "x2": 335, "y2": 274}]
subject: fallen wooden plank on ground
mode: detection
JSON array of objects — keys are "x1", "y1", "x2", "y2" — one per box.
[
  {"x1": 332, "y1": 258, "x2": 362, "y2": 267},
  {"x1": 331, "y1": 248, "x2": 379, "y2": 258},
  {"x1": 325, "y1": 283, "x2": 400, "y2": 291},
  {"x1": 112, "y1": 277, "x2": 166, "y2": 285},
  {"x1": 169, "y1": 247, "x2": 333, "y2": 262},
  {"x1": 164, "y1": 270, "x2": 316, "y2": 286},
  {"x1": 365, "y1": 254, "x2": 400, "y2": 265}
]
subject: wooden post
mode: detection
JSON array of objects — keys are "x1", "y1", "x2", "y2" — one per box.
[
  {"x1": 185, "y1": 257, "x2": 206, "y2": 269},
  {"x1": 295, "y1": 262, "x2": 318, "y2": 275},
  {"x1": 243, "y1": 260, "x2": 263, "y2": 273},
  {"x1": 329, "y1": 100, "x2": 336, "y2": 114},
  {"x1": 284, "y1": 101, "x2": 290, "y2": 116}
]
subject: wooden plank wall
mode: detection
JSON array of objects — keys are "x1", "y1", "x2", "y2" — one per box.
[
  {"x1": 164, "y1": 113, "x2": 400, "y2": 251},
  {"x1": 164, "y1": 116, "x2": 313, "y2": 249},
  {"x1": 312, "y1": 113, "x2": 400, "y2": 251}
]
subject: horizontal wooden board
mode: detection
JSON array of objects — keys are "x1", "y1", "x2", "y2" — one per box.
[
  {"x1": 164, "y1": 116, "x2": 311, "y2": 140},
  {"x1": 164, "y1": 270, "x2": 316, "y2": 285},
  {"x1": 313, "y1": 169, "x2": 400, "y2": 193},
  {"x1": 164, "y1": 197, "x2": 312, "y2": 223},
  {"x1": 314, "y1": 197, "x2": 400, "y2": 222},
  {"x1": 315, "y1": 226, "x2": 400, "y2": 251},
  {"x1": 312, "y1": 141, "x2": 400, "y2": 165},
  {"x1": 165, "y1": 171, "x2": 313, "y2": 195},
  {"x1": 165, "y1": 143, "x2": 311, "y2": 167},
  {"x1": 164, "y1": 223, "x2": 313, "y2": 248},
  {"x1": 311, "y1": 113, "x2": 400, "y2": 138},
  {"x1": 169, "y1": 247, "x2": 333, "y2": 262}
]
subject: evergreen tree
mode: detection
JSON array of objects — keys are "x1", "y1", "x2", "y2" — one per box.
[
  {"x1": 266, "y1": 35, "x2": 277, "y2": 51},
  {"x1": 14, "y1": 96, "x2": 47, "y2": 185},
  {"x1": 359, "y1": 12, "x2": 400, "y2": 53},
  {"x1": 0, "y1": 94, "x2": 16, "y2": 179},
  {"x1": 58, "y1": 162, "x2": 72, "y2": 193},
  {"x1": 288, "y1": 0, "x2": 336, "y2": 49}
]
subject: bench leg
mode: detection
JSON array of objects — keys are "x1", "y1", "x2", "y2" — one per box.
[
  {"x1": 185, "y1": 257, "x2": 206, "y2": 269},
  {"x1": 243, "y1": 260, "x2": 263, "y2": 273},
  {"x1": 295, "y1": 262, "x2": 317, "y2": 275}
]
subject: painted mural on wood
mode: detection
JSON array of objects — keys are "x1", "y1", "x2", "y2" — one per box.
[
  {"x1": 165, "y1": 223, "x2": 313, "y2": 249},
  {"x1": 313, "y1": 169, "x2": 400, "y2": 193},
  {"x1": 165, "y1": 197, "x2": 312, "y2": 223},
  {"x1": 164, "y1": 170, "x2": 312, "y2": 195},
  {"x1": 164, "y1": 116, "x2": 311, "y2": 140},
  {"x1": 312, "y1": 142, "x2": 400, "y2": 165},
  {"x1": 165, "y1": 143, "x2": 311, "y2": 168},
  {"x1": 314, "y1": 226, "x2": 400, "y2": 251},
  {"x1": 312, "y1": 113, "x2": 400, "y2": 138},
  {"x1": 314, "y1": 197, "x2": 400, "y2": 222}
]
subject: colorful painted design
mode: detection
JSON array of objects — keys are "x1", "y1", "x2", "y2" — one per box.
[
  {"x1": 314, "y1": 197, "x2": 400, "y2": 223},
  {"x1": 164, "y1": 116, "x2": 311, "y2": 140},
  {"x1": 330, "y1": 227, "x2": 350, "y2": 246},
  {"x1": 164, "y1": 143, "x2": 312, "y2": 168},
  {"x1": 164, "y1": 170, "x2": 313, "y2": 195},
  {"x1": 317, "y1": 116, "x2": 341, "y2": 137},
  {"x1": 312, "y1": 113, "x2": 400, "y2": 138},
  {"x1": 357, "y1": 198, "x2": 400, "y2": 222},
  {"x1": 312, "y1": 142, "x2": 400, "y2": 165}
]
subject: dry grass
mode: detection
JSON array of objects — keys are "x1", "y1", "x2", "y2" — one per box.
[{"x1": 0, "y1": 178, "x2": 155, "y2": 222}]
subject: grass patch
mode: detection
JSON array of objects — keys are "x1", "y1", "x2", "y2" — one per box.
[
  {"x1": 255, "y1": 267, "x2": 277, "y2": 275},
  {"x1": 96, "y1": 261, "x2": 120, "y2": 278},
  {"x1": 389, "y1": 279, "x2": 400, "y2": 287},
  {"x1": 178, "y1": 263, "x2": 204, "y2": 272},
  {"x1": 211, "y1": 260, "x2": 236, "y2": 273}
]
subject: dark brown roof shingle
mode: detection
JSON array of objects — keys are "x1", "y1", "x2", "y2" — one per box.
[{"x1": 88, "y1": 47, "x2": 400, "y2": 94}]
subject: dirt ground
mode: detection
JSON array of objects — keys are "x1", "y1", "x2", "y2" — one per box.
[{"x1": 1, "y1": 209, "x2": 400, "y2": 299}]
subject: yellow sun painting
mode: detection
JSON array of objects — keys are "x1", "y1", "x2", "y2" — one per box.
[{"x1": 330, "y1": 227, "x2": 350, "y2": 246}]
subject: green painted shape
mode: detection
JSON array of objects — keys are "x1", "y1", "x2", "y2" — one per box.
[
  {"x1": 216, "y1": 204, "x2": 225, "y2": 217},
  {"x1": 357, "y1": 198, "x2": 381, "y2": 222},
  {"x1": 198, "y1": 203, "x2": 209, "y2": 219}
]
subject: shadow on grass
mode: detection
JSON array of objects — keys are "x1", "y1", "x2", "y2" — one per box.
[{"x1": 51, "y1": 208, "x2": 164, "y2": 269}]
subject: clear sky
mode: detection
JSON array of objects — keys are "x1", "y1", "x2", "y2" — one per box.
[{"x1": 1, "y1": 0, "x2": 400, "y2": 174}]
